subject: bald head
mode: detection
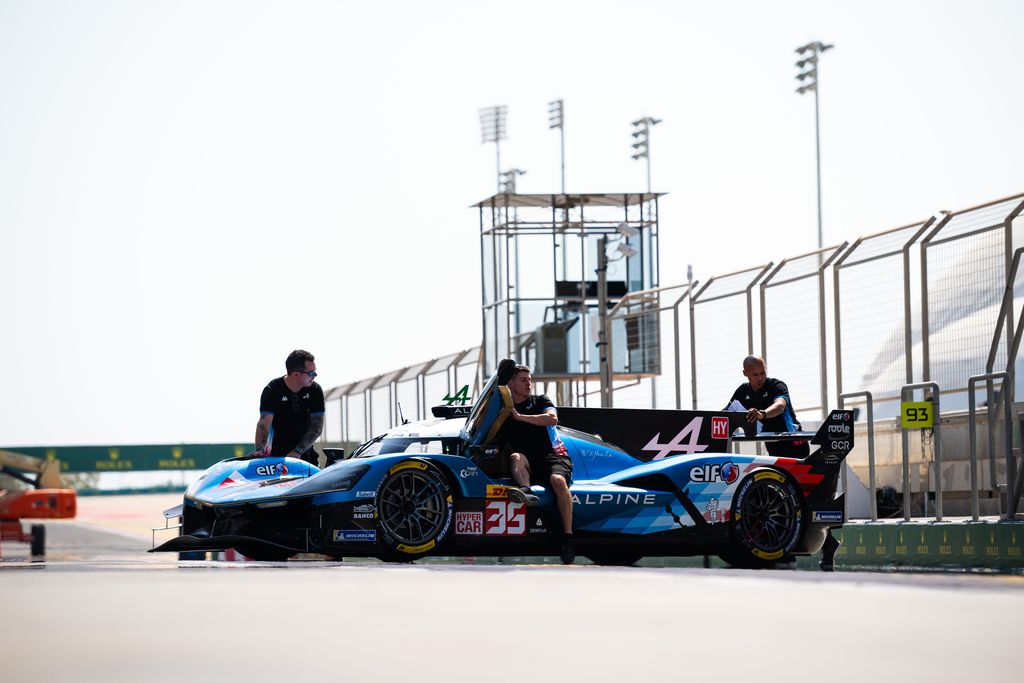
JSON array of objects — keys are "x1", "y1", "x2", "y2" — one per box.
[{"x1": 742, "y1": 355, "x2": 767, "y2": 391}]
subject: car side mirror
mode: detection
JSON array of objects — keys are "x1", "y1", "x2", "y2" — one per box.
[{"x1": 323, "y1": 448, "x2": 346, "y2": 466}]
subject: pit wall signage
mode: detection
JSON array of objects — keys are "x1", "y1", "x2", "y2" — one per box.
[
  {"x1": 4, "y1": 444, "x2": 254, "y2": 472},
  {"x1": 900, "y1": 402, "x2": 935, "y2": 429}
]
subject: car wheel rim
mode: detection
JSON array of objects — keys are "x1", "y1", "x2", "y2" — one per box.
[
  {"x1": 738, "y1": 480, "x2": 796, "y2": 552},
  {"x1": 379, "y1": 470, "x2": 448, "y2": 545}
]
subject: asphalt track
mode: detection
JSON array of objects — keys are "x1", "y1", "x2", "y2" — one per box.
[{"x1": 2, "y1": 496, "x2": 1022, "y2": 682}]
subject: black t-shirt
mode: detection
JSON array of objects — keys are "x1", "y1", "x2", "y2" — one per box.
[
  {"x1": 259, "y1": 377, "x2": 326, "y2": 457},
  {"x1": 728, "y1": 377, "x2": 801, "y2": 433},
  {"x1": 499, "y1": 394, "x2": 558, "y2": 459}
]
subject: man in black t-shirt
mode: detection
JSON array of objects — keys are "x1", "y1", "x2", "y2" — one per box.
[
  {"x1": 727, "y1": 355, "x2": 808, "y2": 458},
  {"x1": 498, "y1": 363, "x2": 575, "y2": 563},
  {"x1": 253, "y1": 349, "x2": 325, "y2": 466}
]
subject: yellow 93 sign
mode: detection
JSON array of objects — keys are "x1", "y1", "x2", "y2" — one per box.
[{"x1": 901, "y1": 401, "x2": 934, "y2": 428}]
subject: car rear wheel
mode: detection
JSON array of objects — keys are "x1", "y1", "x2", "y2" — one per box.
[
  {"x1": 721, "y1": 469, "x2": 802, "y2": 568},
  {"x1": 376, "y1": 461, "x2": 453, "y2": 561}
]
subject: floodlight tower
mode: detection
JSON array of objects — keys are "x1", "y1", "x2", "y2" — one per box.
[
  {"x1": 479, "y1": 105, "x2": 508, "y2": 193},
  {"x1": 795, "y1": 41, "x2": 833, "y2": 249},
  {"x1": 499, "y1": 168, "x2": 526, "y2": 194},
  {"x1": 548, "y1": 99, "x2": 565, "y2": 193},
  {"x1": 630, "y1": 116, "x2": 661, "y2": 193}
]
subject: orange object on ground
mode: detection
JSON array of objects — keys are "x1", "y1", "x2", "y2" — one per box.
[
  {"x1": 0, "y1": 489, "x2": 77, "y2": 558},
  {"x1": 0, "y1": 489, "x2": 77, "y2": 519}
]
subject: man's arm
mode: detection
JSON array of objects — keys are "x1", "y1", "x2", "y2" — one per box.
[
  {"x1": 288, "y1": 413, "x2": 325, "y2": 456},
  {"x1": 510, "y1": 408, "x2": 558, "y2": 427},
  {"x1": 254, "y1": 413, "x2": 273, "y2": 454},
  {"x1": 746, "y1": 397, "x2": 787, "y2": 424}
]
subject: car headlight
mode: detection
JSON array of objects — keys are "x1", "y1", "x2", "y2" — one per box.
[{"x1": 289, "y1": 463, "x2": 371, "y2": 496}]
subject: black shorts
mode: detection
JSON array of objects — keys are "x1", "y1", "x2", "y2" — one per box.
[{"x1": 527, "y1": 452, "x2": 573, "y2": 487}]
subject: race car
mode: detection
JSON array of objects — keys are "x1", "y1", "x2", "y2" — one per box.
[{"x1": 152, "y1": 362, "x2": 853, "y2": 568}]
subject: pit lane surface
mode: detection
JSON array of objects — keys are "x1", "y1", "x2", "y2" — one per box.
[{"x1": 1, "y1": 496, "x2": 1022, "y2": 682}]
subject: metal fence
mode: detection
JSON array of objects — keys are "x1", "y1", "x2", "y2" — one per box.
[
  {"x1": 325, "y1": 347, "x2": 480, "y2": 444},
  {"x1": 922, "y1": 195, "x2": 1024, "y2": 395},
  {"x1": 327, "y1": 191, "x2": 1024, "y2": 452}
]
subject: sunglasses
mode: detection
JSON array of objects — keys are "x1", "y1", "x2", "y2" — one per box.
[{"x1": 298, "y1": 370, "x2": 317, "y2": 379}]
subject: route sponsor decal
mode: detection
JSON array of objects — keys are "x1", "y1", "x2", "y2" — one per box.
[
  {"x1": 813, "y1": 511, "x2": 844, "y2": 523},
  {"x1": 711, "y1": 416, "x2": 730, "y2": 439},
  {"x1": 355, "y1": 490, "x2": 375, "y2": 498},
  {"x1": 705, "y1": 497, "x2": 720, "y2": 523},
  {"x1": 486, "y1": 484, "x2": 511, "y2": 499},
  {"x1": 255, "y1": 463, "x2": 288, "y2": 477},
  {"x1": 352, "y1": 503, "x2": 375, "y2": 519},
  {"x1": 333, "y1": 530, "x2": 376, "y2": 542},
  {"x1": 689, "y1": 461, "x2": 739, "y2": 484},
  {"x1": 460, "y1": 466, "x2": 479, "y2": 479}
]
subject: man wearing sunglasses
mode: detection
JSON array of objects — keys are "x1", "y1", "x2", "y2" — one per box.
[{"x1": 253, "y1": 349, "x2": 325, "y2": 466}]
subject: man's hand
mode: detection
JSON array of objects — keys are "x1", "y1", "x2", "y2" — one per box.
[
  {"x1": 745, "y1": 407, "x2": 765, "y2": 424},
  {"x1": 247, "y1": 446, "x2": 269, "y2": 458}
]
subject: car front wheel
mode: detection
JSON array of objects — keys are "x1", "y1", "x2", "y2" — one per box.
[{"x1": 376, "y1": 460, "x2": 454, "y2": 561}]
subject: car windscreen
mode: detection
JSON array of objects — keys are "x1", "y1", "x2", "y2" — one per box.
[
  {"x1": 353, "y1": 437, "x2": 462, "y2": 458},
  {"x1": 462, "y1": 371, "x2": 499, "y2": 442}
]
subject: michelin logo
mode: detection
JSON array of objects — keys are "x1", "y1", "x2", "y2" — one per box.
[
  {"x1": 812, "y1": 511, "x2": 844, "y2": 523},
  {"x1": 334, "y1": 530, "x2": 376, "y2": 542}
]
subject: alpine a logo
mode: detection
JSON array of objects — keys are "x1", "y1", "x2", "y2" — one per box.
[
  {"x1": 689, "y1": 461, "x2": 739, "y2": 484},
  {"x1": 642, "y1": 417, "x2": 709, "y2": 459}
]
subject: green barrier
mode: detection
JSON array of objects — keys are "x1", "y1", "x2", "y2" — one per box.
[
  {"x1": 5, "y1": 444, "x2": 251, "y2": 473},
  {"x1": 834, "y1": 521, "x2": 1024, "y2": 570}
]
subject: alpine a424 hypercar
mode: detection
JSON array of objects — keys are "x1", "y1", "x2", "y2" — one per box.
[{"x1": 153, "y1": 364, "x2": 854, "y2": 567}]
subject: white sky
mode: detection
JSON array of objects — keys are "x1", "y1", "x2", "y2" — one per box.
[{"x1": 1, "y1": 0, "x2": 1022, "y2": 446}]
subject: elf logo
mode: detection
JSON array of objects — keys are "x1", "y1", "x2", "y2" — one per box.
[
  {"x1": 255, "y1": 463, "x2": 288, "y2": 476},
  {"x1": 689, "y1": 461, "x2": 739, "y2": 484}
]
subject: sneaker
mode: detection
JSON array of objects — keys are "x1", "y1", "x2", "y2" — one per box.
[
  {"x1": 508, "y1": 486, "x2": 539, "y2": 506},
  {"x1": 560, "y1": 537, "x2": 576, "y2": 565}
]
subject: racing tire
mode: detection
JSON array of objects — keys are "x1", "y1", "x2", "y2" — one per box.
[
  {"x1": 376, "y1": 460, "x2": 454, "y2": 562},
  {"x1": 721, "y1": 469, "x2": 802, "y2": 569},
  {"x1": 585, "y1": 553, "x2": 643, "y2": 567},
  {"x1": 30, "y1": 524, "x2": 45, "y2": 557}
]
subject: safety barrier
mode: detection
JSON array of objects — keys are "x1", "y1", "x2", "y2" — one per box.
[
  {"x1": 967, "y1": 372, "x2": 1014, "y2": 520},
  {"x1": 899, "y1": 382, "x2": 942, "y2": 520},
  {"x1": 839, "y1": 391, "x2": 876, "y2": 520}
]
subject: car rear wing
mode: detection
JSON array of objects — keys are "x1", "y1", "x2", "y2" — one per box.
[{"x1": 732, "y1": 409, "x2": 854, "y2": 465}]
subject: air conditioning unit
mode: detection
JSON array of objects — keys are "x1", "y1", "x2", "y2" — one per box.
[{"x1": 535, "y1": 322, "x2": 569, "y2": 374}]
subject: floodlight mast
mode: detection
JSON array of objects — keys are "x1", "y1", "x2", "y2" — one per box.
[
  {"x1": 596, "y1": 230, "x2": 639, "y2": 407},
  {"x1": 548, "y1": 99, "x2": 565, "y2": 194},
  {"x1": 795, "y1": 41, "x2": 833, "y2": 249},
  {"x1": 630, "y1": 116, "x2": 661, "y2": 193},
  {"x1": 499, "y1": 168, "x2": 526, "y2": 194},
  {"x1": 479, "y1": 105, "x2": 508, "y2": 193}
]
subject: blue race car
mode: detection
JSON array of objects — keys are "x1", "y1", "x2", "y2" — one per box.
[{"x1": 153, "y1": 362, "x2": 853, "y2": 567}]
